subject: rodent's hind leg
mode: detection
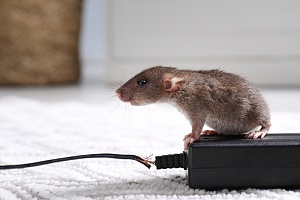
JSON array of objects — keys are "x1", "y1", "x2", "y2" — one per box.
[
  {"x1": 201, "y1": 130, "x2": 221, "y2": 135},
  {"x1": 245, "y1": 125, "x2": 270, "y2": 139}
]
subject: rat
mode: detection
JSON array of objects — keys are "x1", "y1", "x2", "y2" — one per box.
[{"x1": 115, "y1": 66, "x2": 271, "y2": 150}]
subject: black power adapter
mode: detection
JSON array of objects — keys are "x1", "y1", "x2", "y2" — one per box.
[{"x1": 155, "y1": 134, "x2": 300, "y2": 190}]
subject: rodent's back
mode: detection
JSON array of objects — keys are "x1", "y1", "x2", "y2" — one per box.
[{"x1": 173, "y1": 69, "x2": 270, "y2": 132}]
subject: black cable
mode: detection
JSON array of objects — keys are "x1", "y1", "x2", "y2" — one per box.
[
  {"x1": 0, "y1": 153, "x2": 154, "y2": 170},
  {"x1": 0, "y1": 152, "x2": 188, "y2": 170}
]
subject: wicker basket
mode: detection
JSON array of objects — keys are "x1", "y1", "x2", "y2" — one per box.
[{"x1": 0, "y1": 0, "x2": 82, "y2": 85}]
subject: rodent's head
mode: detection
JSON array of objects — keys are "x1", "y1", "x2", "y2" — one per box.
[{"x1": 115, "y1": 66, "x2": 185, "y2": 106}]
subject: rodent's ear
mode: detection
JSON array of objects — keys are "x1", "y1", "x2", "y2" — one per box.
[{"x1": 163, "y1": 75, "x2": 185, "y2": 92}]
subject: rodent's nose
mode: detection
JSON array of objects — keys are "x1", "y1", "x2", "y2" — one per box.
[
  {"x1": 115, "y1": 89, "x2": 122, "y2": 99},
  {"x1": 115, "y1": 88, "x2": 131, "y2": 102}
]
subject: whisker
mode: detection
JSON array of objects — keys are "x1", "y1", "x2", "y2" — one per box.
[
  {"x1": 114, "y1": 101, "x2": 122, "y2": 113},
  {"x1": 106, "y1": 79, "x2": 122, "y2": 88},
  {"x1": 102, "y1": 95, "x2": 117, "y2": 102},
  {"x1": 118, "y1": 68, "x2": 126, "y2": 83}
]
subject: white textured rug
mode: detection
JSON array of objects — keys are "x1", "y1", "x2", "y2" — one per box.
[{"x1": 0, "y1": 96, "x2": 300, "y2": 200}]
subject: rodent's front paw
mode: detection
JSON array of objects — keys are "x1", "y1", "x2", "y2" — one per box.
[
  {"x1": 183, "y1": 133, "x2": 199, "y2": 150},
  {"x1": 183, "y1": 133, "x2": 192, "y2": 141}
]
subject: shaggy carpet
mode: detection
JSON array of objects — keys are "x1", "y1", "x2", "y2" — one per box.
[{"x1": 0, "y1": 96, "x2": 300, "y2": 200}]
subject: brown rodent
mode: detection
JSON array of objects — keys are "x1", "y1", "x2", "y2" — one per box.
[{"x1": 115, "y1": 66, "x2": 271, "y2": 150}]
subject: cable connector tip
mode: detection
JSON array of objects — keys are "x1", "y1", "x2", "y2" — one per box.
[{"x1": 155, "y1": 152, "x2": 187, "y2": 170}]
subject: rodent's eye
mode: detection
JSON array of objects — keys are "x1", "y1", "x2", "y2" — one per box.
[{"x1": 137, "y1": 79, "x2": 148, "y2": 87}]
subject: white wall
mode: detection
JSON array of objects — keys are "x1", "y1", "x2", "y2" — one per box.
[
  {"x1": 105, "y1": 0, "x2": 300, "y2": 86},
  {"x1": 80, "y1": 0, "x2": 300, "y2": 86},
  {"x1": 80, "y1": 0, "x2": 106, "y2": 62}
]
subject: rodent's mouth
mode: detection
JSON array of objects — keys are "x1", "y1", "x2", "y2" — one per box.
[
  {"x1": 116, "y1": 93, "x2": 142, "y2": 106},
  {"x1": 130, "y1": 100, "x2": 142, "y2": 106},
  {"x1": 118, "y1": 97, "x2": 140, "y2": 106}
]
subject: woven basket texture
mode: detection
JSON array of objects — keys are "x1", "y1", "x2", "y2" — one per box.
[{"x1": 0, "y1": 0, "x2": 82, "y2": 85}]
